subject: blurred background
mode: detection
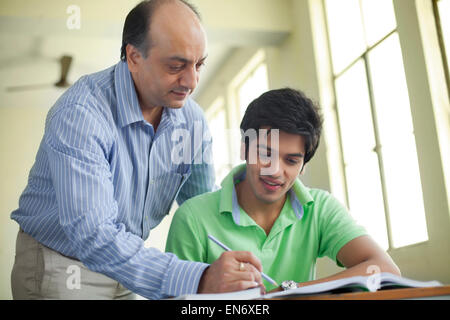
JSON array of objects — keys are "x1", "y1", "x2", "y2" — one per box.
[{"x1": 1, "y1": 0, "x2": 449, "y2": 299}]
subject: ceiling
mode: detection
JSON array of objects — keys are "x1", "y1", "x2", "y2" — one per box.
[{"x1": 0, "y1": 0, "x2": 292, "y2": 108}]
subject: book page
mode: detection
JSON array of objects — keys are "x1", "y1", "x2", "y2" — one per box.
[{"x1": 169, "y1": 287, "x2": 262, "y2": 300}]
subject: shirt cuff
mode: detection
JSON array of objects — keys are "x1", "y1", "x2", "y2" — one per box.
[{"x1": 161, "y1": 257, "x2": 210, "y2": 298}]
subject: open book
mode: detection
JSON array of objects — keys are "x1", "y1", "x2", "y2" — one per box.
[
  {"x1": 172, "y1": 273, "x2": 442, "y2": 300},
  {"x1": 264, "y1": 272, "x2": 443, "y2": 299}
]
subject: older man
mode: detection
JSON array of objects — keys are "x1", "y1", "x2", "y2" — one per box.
[{"x1": 11, "y1": 0, "x2": 263, "y2": 300}]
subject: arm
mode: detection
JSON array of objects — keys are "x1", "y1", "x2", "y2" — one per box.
[
  {"x1": 46, "y1": 105, "x2": 208, "y2": 299},
  {"x1": 295, "y1": 235, "x2": 400, "y2": 288},
  {"x1": 270, "y1": 190, "x2": 400, "y2": 292},
  {"x1": 305, "y1": 191, "x2": 399, "y2": 286},
  {"x1": 175, "y1": 117, "x2": 216, "y2": 205},
  {"x1": 269, "y1": 235, "x2": 400, "y2": 292}
]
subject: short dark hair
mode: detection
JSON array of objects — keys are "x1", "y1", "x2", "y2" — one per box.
[
  {"x1": 240, "y1": 88, "x2": 323, "y2": 165},
  {"x1": 120, "y1": 0, "x2": 201, "y2": 62}
]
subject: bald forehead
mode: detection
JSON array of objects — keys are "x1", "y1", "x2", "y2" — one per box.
[
  {"x1": 148, "y1": 0, "x2": 206, "y2": 49},
  {"x1": 150, "y1": 0, "x2": 200, "y2": 23}
]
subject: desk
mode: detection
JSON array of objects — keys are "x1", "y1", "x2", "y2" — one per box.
[{"x1": 271, "y1": 285, "x2": 450, "y2": 300}]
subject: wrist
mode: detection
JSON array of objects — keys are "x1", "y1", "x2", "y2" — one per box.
[{"x1": 197, "y1": 266, "x2": 210, "y2": 293}]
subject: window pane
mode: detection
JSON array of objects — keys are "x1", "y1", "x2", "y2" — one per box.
[
  {"x1": 335, "y1": 60, "x2": 389, "y2": 249},
  {"x1": 345, "y1": 154, "x2": 389, "y2": 249},
  {"x1": 360, "y1": 0, "x2": 397, "y2": 46},
  {"x1": 325, "y1": 0, "x2": 366, "y2": 74},
  {"x1": 368, "y1": 33, "x2": 428, "y2": 248},
  {"x1": 238, "y1": 63, "x2": 268, "y2": 118},
  {"x1": 335, "y1": 60, "x2": 376, "y2": 157},
  {"x1": 207, "y1": 98, "x2": 230, "y2": 182},
  {"x1": 438, "y1": 0, "x2": 450, "y2": 71}
]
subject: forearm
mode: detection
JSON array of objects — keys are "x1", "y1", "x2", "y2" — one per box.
[
  {"x1": 298, "y1": 256, "x2": 401, "y2": 288},
  {"x1": 72, "y1": 220, "x2": 209, "y2": 299}
]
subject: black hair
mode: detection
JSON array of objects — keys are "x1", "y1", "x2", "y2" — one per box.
[
  {"x1": 120, "y1": 0, "x2": 201, "y2": 61},
  {"x1": 240, "y1": 88, "x2": 323, "y2": 165}
]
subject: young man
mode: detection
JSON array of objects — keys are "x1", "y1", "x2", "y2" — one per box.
[
  {"x1": 10, "y1": 0, "x2": 263, "y2": 300},
  {"x1": 166, "y1": 88, "x2": 400, "y2": 292}
]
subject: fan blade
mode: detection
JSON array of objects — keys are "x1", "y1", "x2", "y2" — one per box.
[
  {"x1": 55, "y1": 55, "x2": 73, "y2": 87},
  {"x1": 5, "y1": 54, "x2": 74, "y2": 92}
]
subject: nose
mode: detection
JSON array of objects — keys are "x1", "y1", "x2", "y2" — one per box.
[
  {"x1": 260, "y1": 154, "x2": 283, "y2": 177},
  {"x1": 180, "y1": 66, "x2": 198, "y2": 91}
]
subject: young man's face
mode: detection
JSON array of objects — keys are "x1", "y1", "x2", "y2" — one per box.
[{"x1": 244, "y1": 129, "x2": 306, "y2": 205}]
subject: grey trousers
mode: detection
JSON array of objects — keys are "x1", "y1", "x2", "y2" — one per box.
[{"x1": 11, "y1": 229, "x2": 136, "y2": 300}]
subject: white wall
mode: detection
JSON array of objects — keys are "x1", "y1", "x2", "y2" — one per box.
[{"x1": 0, "y1": 105, "x2": 51, "y2": 299}]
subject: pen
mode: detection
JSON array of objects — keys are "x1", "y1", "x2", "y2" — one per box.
[{"x1": 207, "y1": 234, "x2": 279, "y2": 287}]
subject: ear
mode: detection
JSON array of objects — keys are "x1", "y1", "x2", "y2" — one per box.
[{"x1": 126, "y1": 44, "x2": 142, "y2": 73}]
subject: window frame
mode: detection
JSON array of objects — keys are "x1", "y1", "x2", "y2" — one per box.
[
  {"x1": 432, "y1": 0, "x2": 450, "y2": 100},
  {"x1": 323, "y1": 0, "x2": 430, "y2": 250}
]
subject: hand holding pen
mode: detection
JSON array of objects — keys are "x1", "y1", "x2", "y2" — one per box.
[
  {"x1": 208, "y1": 234, "x2": 278, "y2": 287},
  {"x1": 197, "y1": 236, "x2": 268, "y2": 294}
]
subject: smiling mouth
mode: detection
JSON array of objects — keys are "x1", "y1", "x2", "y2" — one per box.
[{"x1": 260, "y1": 177, "x2": 284, "y2": 191}]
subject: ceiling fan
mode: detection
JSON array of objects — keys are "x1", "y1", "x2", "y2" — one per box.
[{"x1": 6, "y1": 55, "x2": 73, "y2": 92}]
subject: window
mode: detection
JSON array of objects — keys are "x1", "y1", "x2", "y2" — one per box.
[
  {"x1": 237, "y1": 63, "x2": 269, "y2": 119},
  {"x1": 231, "y1": 51, "x2": 269, "y2": 167},
  {"x1": 204, "y1": 50, "x2": 270, "y2": 182},
  {"x1": 205, "y1": 97, "x2": 230, "y2": 183},
  {"x1": 434, "y1": 0, "x2": 450, "y2": 95},
  {"x1": 324, "y1": 0, "x2": 428, "y2": 249}
]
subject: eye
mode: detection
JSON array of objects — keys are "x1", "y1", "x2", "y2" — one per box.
[
  {"x1": 168, "y1": 65, "x2": 184, "y2": 72},
  {"x1": 287, "y1": 158, "x2": 300, "y2": 165}
]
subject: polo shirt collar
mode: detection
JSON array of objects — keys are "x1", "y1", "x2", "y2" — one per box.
[
  {"x1": 114, "y1": 61, "x2": 183, "y2": 129},
  {"x1": 219, "y1": 164, "x2": 314, "y2": 226}
]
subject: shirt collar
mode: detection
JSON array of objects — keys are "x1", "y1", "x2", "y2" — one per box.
[
  {"x1": 114, "y1": 61, "x2": 145, "y2": 128},
  {"x1": 220, "y1": 164, "x2": 314, "y2": 226},
  {"x1": 114, "y1": 61, "x2": 184, "y2": 129}
]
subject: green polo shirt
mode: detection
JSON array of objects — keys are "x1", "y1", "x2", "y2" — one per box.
[{"x1": 165, "y1": 164, "x2": 367, "y2": 291}]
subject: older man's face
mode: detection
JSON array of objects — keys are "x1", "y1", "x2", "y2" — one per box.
[{"x1": 130, "y1": 2, "x2": 207, "y2": 110}]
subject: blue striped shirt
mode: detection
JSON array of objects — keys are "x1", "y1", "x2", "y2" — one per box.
[{"x1": 11, "y1": 61, "x2": 215, "y2": 299}]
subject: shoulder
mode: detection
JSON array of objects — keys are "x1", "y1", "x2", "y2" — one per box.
[
  {"x1": 174, "y1": 188, "x2": 221, "y2": 220},
  {"x1": 306, "y1": 189, "x2": 365, "y2": 236},
  {"x1": 45, "y1": 66, "x2": 118, "y2": 134},
  {"x1": 47, "y1": 65, "x2": 115, "y2": 124},
  {"x1": 43, "y1": 67, "x2": 119, "y2": 151},
  {"x1": 302, "y1": 188, "x2": 353, "y2": 225},
  {"x1": 307, "y1": 188, "x2": 347, "y2": 211}
]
